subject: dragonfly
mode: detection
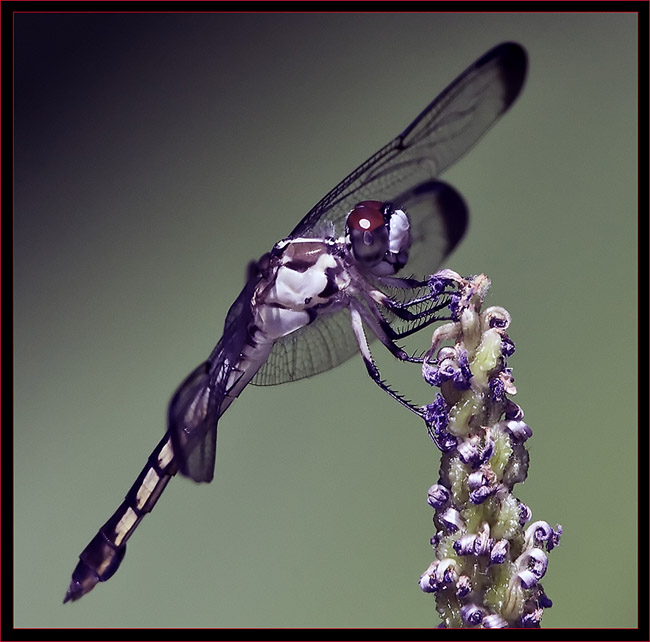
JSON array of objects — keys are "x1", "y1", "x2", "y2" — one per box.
[{"x1": 64, "y1": 42, "x2": 527, "y2": 603}]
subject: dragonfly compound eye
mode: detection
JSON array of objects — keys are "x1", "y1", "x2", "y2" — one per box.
[{"x1": 346, "y1": 201, "x2": 390, "y2": 267}]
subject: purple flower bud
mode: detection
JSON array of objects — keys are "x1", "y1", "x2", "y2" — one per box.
[
  {"x1": 448, "y1": 293, "x2": 461, "y2": 320},
  {"x1": 434, "y1": 559, "x2": 458, "y2": 585},
  {"x1": 483, "y1": 306, "x2": 510, "y2": 329},
  {"x1": 490, "y1": 539, "x2": 509, "y2": 564},
  {"x1": 438, "y1": 507, "x2": 464, "y2": 532},
  {"x1": 428, "y1": 273, "x2": 455, "y2": 296},
  {"x1": 424, "y1": 393, "x2": 448, "y2": 430},
  {"x1": 467, "y1": 470, "x2": 496, "y2": 505},
  {"x1": 548, "y1": 524, "x2": 562, "y2": 551},
  {"x1": 457, "y1": 440, "x2": 480, "y2": 468},
  {"x1": 427, "y1": 484, "x2": 450, "y2": 509},
  {"x1": 467, "y1": 470, "x2": 488, "y2": 490},
  {"x1": 419, "y1": 571, "x2": 436, "y2": 593},
  {"x1": 501, "y1": 334, "x2": 516, "y2": 357},
  {"x1": 418, "y1": 560, "x2": 439, "y2": 593},
  {"x1": 470, "y1": 485, "x2": 495, "y2": 505},
  {"x1": 421, "y1": 361, "x2": 441, "y2": 386},
  {"x1": 430, "y1": 531, "x2": 443, "y2": 547},
  {"x1": 489, "y1": 376, "x2": 506, "y2": 402},
  {"x1": 453, "y1": 534, "x2": 477, "y2": 556},
  {"x1": 456, "y1": 575, "x2": 471, "y2": 598},
  {"x1": 455, "y1": 528, "x2": 495, "y2": 556},
  {"x1": 460, "y1": 604, "x2": 485, "y2": 626},
  {"x1": 518, "y1": 502, "x2": 532, "y2": 525},
  {"x1": 456, "y1": 348, "x2": 473, "y2": 388},
  {"x1": 501, "y1": 419, "x2": 532, "y2": 443}
]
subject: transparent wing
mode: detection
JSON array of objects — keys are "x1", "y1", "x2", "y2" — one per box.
[
  {"x1": 168, "y1": 274, "x2": 258, "y2": 482},
  {"x1": 290, "y1": 42, "x2": 526, "y2": 240},
  {"x1": 251, "y1": 306, "x2": 359, "y2": 386}
]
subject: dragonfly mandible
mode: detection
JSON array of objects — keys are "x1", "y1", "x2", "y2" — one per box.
[{"x1": 64, "y1": 42, "x2": 527, "y2": 602}]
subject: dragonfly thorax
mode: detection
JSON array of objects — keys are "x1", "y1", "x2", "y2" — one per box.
[{"x1": 253, "y1": 239, "x2": 350, "y2": 342}]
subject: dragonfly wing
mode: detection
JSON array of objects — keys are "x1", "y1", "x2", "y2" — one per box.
[
  {"x1": 169, "y1": 275, "x2": 258, "y2": 481},
  {"x1": 168, "y1": 359, "x2": 222, "y2": 482},
  {"x1": 290, "y1": 42, "x2": 526, "y2": 240},
  {"x1": 251, "y1": 306, "x2": 360, "y2": 385}
]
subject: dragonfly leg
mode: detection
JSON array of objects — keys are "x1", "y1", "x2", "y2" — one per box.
[
  {"x1": 356, "y1": 286, "x2": 451, "y2": 348},
  {"x1": 348, "y1": 305, "x2": 424, "y2": 417}
]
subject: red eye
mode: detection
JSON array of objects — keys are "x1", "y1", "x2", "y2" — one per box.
[
  {"x1": 347, "y1": 201, "x2": 385, "y2": 232},
  {"x1": 346, "y1": 201, "x2": 390, "y2": 267}
]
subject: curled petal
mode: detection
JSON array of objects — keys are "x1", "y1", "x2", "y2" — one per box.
[
  {"x1": 427, "y1": 484, "x2": 450, "y2": 509},
  {"x1": 467, "y1": 471, "x2": 488, "y2": 490},
  {"x1": 470, "y1": 485, "x2": 495, "y2": 505},
  {"x1": 502, "y1": 419, "x2": 532, "y2": 443},
  {"x1": 439, "y1": 507, "x2": 464, "y2": 532},
  {"x1": 482, "y1": 614, "x2": 508, "y2": 628},
  {"x1": 453, "y1": 534, "x2": 477, "y2": 556},
  {"x1": 524, "y1": 521, "x2": 554, "y2": 549},
  {"x1": 517, "y1": 569, "x2": 539, "y2": 589},
  {"x1": 427, "y1": 321, "x2": 460, "y2": 360},
  {"x1": 418, "y1": 561, "x2": 438, "y2": 593},
  {"x1": 490, "y1": 539, "x2": 509, "y2": 564},
  {"x1": 516, "y1": 548, "x2": 548, "y2": 580},
  {"x1": 454, "y1": 527, "x2": 493, "y2": 557},
  {"x1": 482, "y1": 305, "x2": 511, "y2": 330},
  {"x1": 434, "y1": 558, "x2": 458, "y2": 585},
  {"x1": 457, "y1": 440, "x2": 480, "y2": 468},
  {"x1": 460, "y1": 604, "x2": 485, "y2": 626}
]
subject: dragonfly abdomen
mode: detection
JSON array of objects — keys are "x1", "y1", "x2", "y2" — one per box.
[{"x1": 64, "y1": 433, "x2": 176, "y2": 602}]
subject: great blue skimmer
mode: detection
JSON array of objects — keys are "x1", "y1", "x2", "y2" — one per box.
[{"x1": 64, "y1": 42, "x2": 527, "y2": 602}]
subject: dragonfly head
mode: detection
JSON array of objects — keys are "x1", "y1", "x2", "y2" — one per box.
[{"x1": 345, "y1": 200, "x2": 411, "y2": 275}]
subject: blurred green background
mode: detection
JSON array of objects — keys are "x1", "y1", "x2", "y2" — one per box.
[{"x1": 14, "y1": 12, "x2": 637, "y2": 628}]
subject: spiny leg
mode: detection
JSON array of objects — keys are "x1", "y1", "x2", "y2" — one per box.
[{"x1": 348, "y1": 305, "x2": 424, "y2": 418}]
